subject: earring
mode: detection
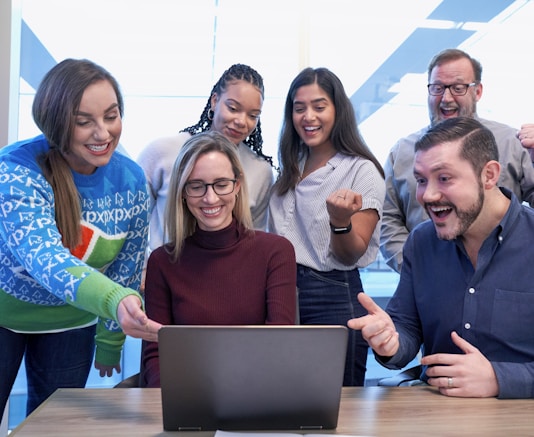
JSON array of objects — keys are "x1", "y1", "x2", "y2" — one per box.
[{"x1": 207, "y1": 109, "x2": 214, "y2": 120}]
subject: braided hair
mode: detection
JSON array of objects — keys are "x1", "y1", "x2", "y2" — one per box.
[{"x1": 181, "y1": 64, "x2": 274, "y2": 167}]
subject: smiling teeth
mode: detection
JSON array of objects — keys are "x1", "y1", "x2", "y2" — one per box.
[
  {"x1": 203, "y1": 207, "x2": 221, "y2": 214},
  {"x1": 304, "y1": 126, "x2": 320, "y2": 131},
  {"x1": 87, "y1": 143, "x2": 108, "y2": 152},
  {"x1": 431, "y1": 206, "x2": 450, "y2": 212}
]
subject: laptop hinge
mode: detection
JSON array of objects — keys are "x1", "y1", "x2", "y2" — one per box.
[
  {"x1": 300, "y1": 426, "x2": 324, "y2": 430},
  {"x1": 178, "y1": 427, "x2": 202, "y2": 431}
]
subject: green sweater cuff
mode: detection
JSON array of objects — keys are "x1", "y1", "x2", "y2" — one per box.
[
  {"x1": 69, "y1": 267, "x2": 142, "y2": 322},
  {"x1": 95, "y1": 321, "x2": 126, "y2": 366}
]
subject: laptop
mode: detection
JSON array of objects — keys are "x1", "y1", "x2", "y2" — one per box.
[{"x1": 158, "y1": 325, "x2": 348, "y2": 431}]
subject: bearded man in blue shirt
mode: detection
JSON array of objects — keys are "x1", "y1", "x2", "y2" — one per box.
[{"x1": 349, "y1": 116, "x2": 534, "y2": 399}]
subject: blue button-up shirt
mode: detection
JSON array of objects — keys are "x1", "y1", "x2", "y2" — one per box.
[{"x1": 381, "y1": 188, "x2": 534, "y2": 398}]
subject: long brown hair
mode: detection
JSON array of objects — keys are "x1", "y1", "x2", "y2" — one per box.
[
  {"x1": 33, "y1": 59, "x2": 124, "y2": 249},
  {"x1": 274, "y1": 67, "x2": 384, "y2": 196}
]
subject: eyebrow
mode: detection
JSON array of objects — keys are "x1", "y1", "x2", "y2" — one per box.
[
  {"x1": 225, "y1": 98, "x2": 261, "y2": 114},
  {"x1": 294, "y1": 97, "x2": 329, "y2": 105},
  {"x1": 413, "y1": 162, "x2": 453, "y2": 177},
  {"x1": 75, "y1": 103, "x2": 120, "y2": 117}
]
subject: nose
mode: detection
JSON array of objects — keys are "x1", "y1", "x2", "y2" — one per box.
[
  {"x1": 233, "y1": 112, "x2": 246, "y2": 127},
  {"x1": 440, "y1": 87, "x2": 454, "y2": 102},
  {"x1": 419, "y1": 180, "x2": 441, "y2": 204},
  {"x1": 303, "y1": 108, "x2": 315, "y2": 121},
  {"x1": 92, "y1": 121, "x2": 109, "y2": 140},
  {"x1": 202, "y1": 185, "x2": 219, "y2": 202}
]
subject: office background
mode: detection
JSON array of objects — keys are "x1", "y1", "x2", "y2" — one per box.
[{"x1": 2, "y1": 0, "x2": 534, "y2": 430}]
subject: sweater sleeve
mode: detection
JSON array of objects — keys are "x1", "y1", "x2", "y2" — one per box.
[
  {"x1": 141, "y1": 249, "x2": 174, "y2": 387},
  {"x1": 89, "y1": 155, "x2": 150, "y2": 366},
  {"x1": 264, "y1": 234, "x2": 297, "y2": 324}
]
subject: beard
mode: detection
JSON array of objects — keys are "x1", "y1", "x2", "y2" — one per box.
[
  {"x1": 429, "y1": 183, "x2": 484, "y2": 241},
  {"x1": 429, "y1": 101, "x2": 477, "y2": 126}
]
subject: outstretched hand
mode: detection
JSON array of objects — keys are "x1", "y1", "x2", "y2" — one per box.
[
  {"x1": 347, "y1": 293, "x2": 399, "y2": 358},
  {"x1": 422, "y1": 331, "x2": 499, "y2": 397},
  {"x1": 117, "y1": 295, "x2": 162, "y2": 342}
]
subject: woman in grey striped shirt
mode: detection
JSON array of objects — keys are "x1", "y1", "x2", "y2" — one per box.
[{"x1": 269, "y1": 67, "x2": 385, "y2": 386}]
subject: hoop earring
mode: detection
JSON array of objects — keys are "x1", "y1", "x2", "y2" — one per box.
[{"x1": 207, "y1": 109, "x2": 214, "y2": 120}]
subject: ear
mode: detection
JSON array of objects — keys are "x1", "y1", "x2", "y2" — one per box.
[
  {"x1": 210, "y1": 93, "x2": 218, "y2": 110},
  {"x1": 234, "y1": 178, "x2": 241, "y2": 194},
  {"x1": 482, "y1": 160, "x2": 500, "y2": 189},
  {"x1": 474, "y1": 82, "x2": 483, "y2": 102}
]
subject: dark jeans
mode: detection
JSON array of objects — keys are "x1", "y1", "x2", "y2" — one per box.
[
  {"x1": 297, "y1": 265, "x2": 368, "y2": 386},
  {"x1": 0, "y1": 325, "x2": 96, "y2": 417}
]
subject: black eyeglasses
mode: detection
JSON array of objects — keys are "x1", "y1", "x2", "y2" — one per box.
[
  {"x1": 427, "y1": 82, "x2": 477, "y2": 96},
  {"x1": 184, "y1": 179, "x2": 237, "y2": 198}
]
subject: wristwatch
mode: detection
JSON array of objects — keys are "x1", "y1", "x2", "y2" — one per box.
[{"x1": 330, "y1": 221, "x2": 352, "y2": 234}]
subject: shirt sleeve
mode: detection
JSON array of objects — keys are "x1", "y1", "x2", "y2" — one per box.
[
  {"x1": 377, "y1": 232, "x2": 424, "y2": 369},
  {"x1": 492, "y1": 361, "x2": 534, "y2": 399},
  {"x1": 380, "y1": 144, "x2": 409, "y2": 273}
]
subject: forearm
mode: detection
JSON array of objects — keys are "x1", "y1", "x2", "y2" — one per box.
[{"x1": 330, "y1": 209, "x2": 378, "y2": 265}]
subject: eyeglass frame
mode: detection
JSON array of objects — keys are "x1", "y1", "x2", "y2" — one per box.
[
  {"x1": 184, "y1": 178, "x2": 238, "y2": 198},
  {"x1": 427, "y1": 82, "x2": 477, "y2": 96}
]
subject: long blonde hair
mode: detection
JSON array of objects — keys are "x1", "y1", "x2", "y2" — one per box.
[{"x1": 164, "y1": 131, "x2": 253, "y2": 261}]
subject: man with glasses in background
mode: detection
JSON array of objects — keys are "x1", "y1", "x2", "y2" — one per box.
[{"x1": 380, "y1": 48, "x2": 534, "y2": 273}]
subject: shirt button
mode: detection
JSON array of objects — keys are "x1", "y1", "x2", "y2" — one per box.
[
  {"x1": 468, "y1": 288, "x2": 475, "y2": 294},
  {"x1": 465, "y1": 323, "x2": 471, "y2": 329}
]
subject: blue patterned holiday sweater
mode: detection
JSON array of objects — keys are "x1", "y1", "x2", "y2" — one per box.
[{"x1": 0, "y1": 134, "x2": 149, "y2": 366}]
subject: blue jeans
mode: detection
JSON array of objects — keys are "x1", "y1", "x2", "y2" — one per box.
[
  {"x1": 0, "y1": 325, "x2": 96, "y2": 417},
  {"x1": 297, "y1": 265, "x2": 368, "y2": 386}
]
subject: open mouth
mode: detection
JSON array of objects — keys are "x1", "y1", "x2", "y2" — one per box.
[
  {"x1": 429, "y1": 205, "x2": 453, "y2": 219},
  {"x1": 440, "y1": 107, "x2": 458, "y2": 118},
  {"x1": 86, "y1": 143, "x2": 110, "y2": 154}
]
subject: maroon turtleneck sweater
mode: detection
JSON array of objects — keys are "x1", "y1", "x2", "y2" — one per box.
[{"x1": 141, "y1": 219, "x2": 297, "y2": 387}]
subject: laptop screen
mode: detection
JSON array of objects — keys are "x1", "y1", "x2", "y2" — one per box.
[{"x1": 158, "y1": 325, "x2": 348, "y2": 431}]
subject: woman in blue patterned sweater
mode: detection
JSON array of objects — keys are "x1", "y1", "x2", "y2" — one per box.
[{"x1": 0, "y1": 59, "x2": 161, "y2": 419}]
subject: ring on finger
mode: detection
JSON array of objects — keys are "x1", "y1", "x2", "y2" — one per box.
[{"x1": 447, "y1": 377, "x2": 453, "y2": 388}]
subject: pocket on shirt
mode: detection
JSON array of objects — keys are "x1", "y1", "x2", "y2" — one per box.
[{"x1": 491, "y1": 288, "x2": 534, "y2": 344}]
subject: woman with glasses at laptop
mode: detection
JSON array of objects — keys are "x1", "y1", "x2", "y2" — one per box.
[
  {"x1": 141, "y1": 131, "x2": 297, "y2": 388},
  {"x1": 269, "y1": 67, "x2": 385, "y2": 386}
]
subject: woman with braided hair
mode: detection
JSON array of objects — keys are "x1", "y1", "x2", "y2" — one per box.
[{"x1": 138, "y1": 64, "x2": 275, "y2": 254}]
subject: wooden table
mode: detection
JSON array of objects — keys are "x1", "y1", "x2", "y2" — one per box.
[{"x1": 10, "y1": 386, "x2": 532, "y2": 436}]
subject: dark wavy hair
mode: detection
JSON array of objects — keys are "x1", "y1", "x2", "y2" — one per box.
[{"x1": 274, "y1": 67, "x2": 384, "y2": 195}]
